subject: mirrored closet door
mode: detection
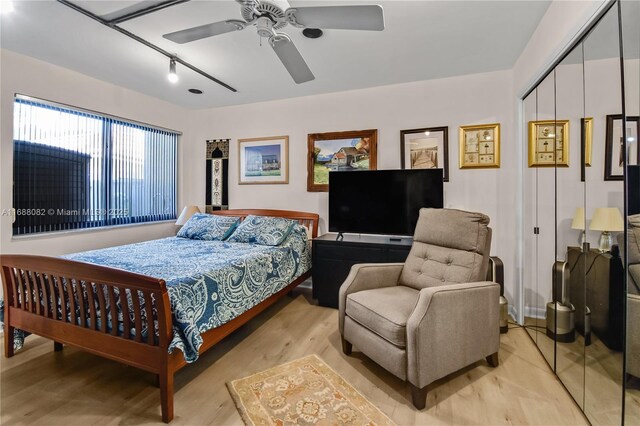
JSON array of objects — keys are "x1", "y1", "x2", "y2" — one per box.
[
  {"x1": 583, "y1": 7, "x2": 624, "y2": 423},
  {"x1": 555, "y1": 44, "x2": 586, "y2": 410},
  {"x1": 623, "y1": 0, "x2": 640, "y2": 423},
  {"x1": 523, "y1": 72, "x2": 559, "y2": 370},
  {"x1": 522, "y1": 1, "x2": 632, "y2": 423}
]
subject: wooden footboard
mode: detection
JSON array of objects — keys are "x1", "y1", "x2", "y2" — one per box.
[
  {"x1": 1, "y1": 255, "x2": 175, "y2": 421},
  {"x1": 1, "y1": 209, "x2": 318, "y2": 422}
]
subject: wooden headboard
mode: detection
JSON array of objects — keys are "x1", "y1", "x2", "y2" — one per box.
[{"x1": 212, "y1": 209, "x2": 319, "y2": 238}]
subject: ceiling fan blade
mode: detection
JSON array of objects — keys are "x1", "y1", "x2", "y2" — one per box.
[
  {"x1": 163, "y1": 20, "x2": 246, "y2": 44},
  {"x1": 270, "y1": 36, "x2": 315, "y2": 84},
  {"x1": 287, "y1": 5, "x2": 384, "y2": 31}
]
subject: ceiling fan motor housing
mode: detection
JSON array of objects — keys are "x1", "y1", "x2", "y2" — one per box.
[{"x1": 243, "y1": 1, "x2": 288, "y2": 32}]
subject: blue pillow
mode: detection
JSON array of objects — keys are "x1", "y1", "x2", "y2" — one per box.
[
  {"x1": 226, "y1": 215, "x2": 296, "y2": 246},
  {"x1": 177, "y1": 213, "x2": 240, "y2": 241}
]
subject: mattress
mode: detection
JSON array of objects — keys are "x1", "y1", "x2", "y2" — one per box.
[{"x1": 6, "y1": 225, "x2": 311, "y2": 363}]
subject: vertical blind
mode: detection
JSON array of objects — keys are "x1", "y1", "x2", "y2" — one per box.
[{"x1": 13, "y1": 95, "x2": 178, "y2": 235}]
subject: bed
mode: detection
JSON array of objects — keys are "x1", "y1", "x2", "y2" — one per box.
[{"x1": 0, "y1": 209, "x2": 319, "y2": 423}]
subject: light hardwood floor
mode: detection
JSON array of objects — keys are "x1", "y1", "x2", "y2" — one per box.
[
  {"x1": 1, "y1": 289, "x2": 588, "y2": 425},
  {"x1": 523, "y1": 316, "x2": 640, "y2": 425}
]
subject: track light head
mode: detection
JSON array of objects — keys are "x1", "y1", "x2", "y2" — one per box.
[{"x1": 168, "y1": 58, "x2": 178, "y2": 83}]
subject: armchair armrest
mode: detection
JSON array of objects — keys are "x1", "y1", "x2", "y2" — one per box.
[
  {"x1": 338, "y1": 263, "x2": 404, "y2": 334},
  {"x1": 406, "y1": 281, "x2": 500, "y2": 388},
  {"x1": 627, "y1": 294, "x2": 640, "y2": 377},
  {"x1": 629, "y1": 264, "x2": 640, "y2": 293}
]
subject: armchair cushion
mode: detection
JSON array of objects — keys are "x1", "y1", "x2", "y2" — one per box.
[
  {"x1": 400, "y1": 208, "x2": 491, "y2": 290},
  {"x1": 346, "y1": 286, "x2": 419, "y2": 348},
  {"x1": 338, "y1": 263, "x2": 404, "y2": 334},
  {"x1": 400, "y1": 243, "x2": 484, "y2": 288}
]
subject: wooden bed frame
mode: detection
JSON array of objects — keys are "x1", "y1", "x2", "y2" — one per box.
[{"x1": 1, "y1": 209, "x2": 319, "y2": 422}]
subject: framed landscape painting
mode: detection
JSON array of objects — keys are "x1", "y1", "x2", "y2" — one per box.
[
  {"x1": 238, "y1": 136, "x2": 289, "y2": 184},
  {"x1": 400, "y1": 126, "x2": 449, "y2": 181},
  {"x1": 307, "y1": 129, "x2": 377, "y2": 192}
]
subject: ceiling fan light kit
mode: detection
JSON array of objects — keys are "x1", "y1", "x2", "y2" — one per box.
[{"x1": 163, "y1": 0, "x2": 385, "y2": 85}]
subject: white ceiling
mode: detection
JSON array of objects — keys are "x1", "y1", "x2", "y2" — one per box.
[{"x1": 1, "y1": 0, "x2": 551, "y2": 109}]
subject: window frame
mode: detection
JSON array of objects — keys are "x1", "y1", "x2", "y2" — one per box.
[{"x1": 12, "y1": 94, "x2": 181, "y2": 237}]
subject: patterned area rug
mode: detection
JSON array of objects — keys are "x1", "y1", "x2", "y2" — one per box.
[{"x1": 227, "y1": 354, "x2": 396, "y2": 426}]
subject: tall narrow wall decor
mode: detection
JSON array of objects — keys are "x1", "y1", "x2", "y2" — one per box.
[{"x1": 206, "y1": 139, "x2": 230, "y2": 212}]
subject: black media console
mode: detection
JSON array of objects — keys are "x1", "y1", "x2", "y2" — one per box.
[{"x1": 312, "y1": 233, "x2": 413, "y2": 308}]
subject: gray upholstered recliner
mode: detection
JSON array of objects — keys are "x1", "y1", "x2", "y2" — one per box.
[{"x1": 338, "y1": 208, "x2": 500, "y2": 409}]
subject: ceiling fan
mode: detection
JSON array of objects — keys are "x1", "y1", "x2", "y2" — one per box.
[{"x1": 162, "y1": 0, "x2": 385, "y2": 84}]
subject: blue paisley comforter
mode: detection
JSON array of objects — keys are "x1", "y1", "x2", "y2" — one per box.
[{"x1": 6, "y1": 225, "x2": 310, "y2": 363}]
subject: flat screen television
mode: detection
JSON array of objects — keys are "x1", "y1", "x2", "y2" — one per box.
[{"x1": 329, "y1": 169, "x2": 444, "y2": 236}]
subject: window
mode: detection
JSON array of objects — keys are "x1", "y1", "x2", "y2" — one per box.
[{"x1": 13, "y1": 95, "x2": 178, "y2": 235}]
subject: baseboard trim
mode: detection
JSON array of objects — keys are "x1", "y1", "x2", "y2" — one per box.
[{"x1": 523, "y1": 305, "x2": 546, "y2": 320}]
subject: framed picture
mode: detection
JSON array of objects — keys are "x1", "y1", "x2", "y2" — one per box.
[
  {"x1": 307, "y1": 129, "x2": 377, "y2": 192},
  {"x1": 579, "y1": 118, "x2": 593, "y2": 182},
  {"x1": 528, "y1": 120, "x2": 569, "y2": 167},
  {"x1": 400, "y1": 126, "x2": 449, "y2": 181},
  {"x1": 605, "y1": 115, "x2": 640, "y2": 181},
  {"x1": 583, "y1": 117, "x2": 593, "y2": 167},
  {"x1": 458, "y1": 123, "x2": 500, "y2": 168},
  {"x1": 238, "y1": 135, "x2": 289, "y2": 184}
]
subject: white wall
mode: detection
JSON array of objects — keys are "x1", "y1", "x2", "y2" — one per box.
[
  {"x1": 513, "y1": 0, "x2": 608, "y2": 96},
  {"x1": 185, "y1": 70, "x2": 519, "y2": 302},
  {"x1": 0, "y1": 49, "x2": 191, "y2": 255}
]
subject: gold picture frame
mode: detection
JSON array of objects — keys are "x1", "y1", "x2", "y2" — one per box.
[
  {"x1": 238, "y1": 135, "x2": 289, "y2": 184},
  {"x1": 584, "y1": 117, "x2": 592, "y2": 167},
  {"x1": 459, "y1": 123, "x2": 500, "y2": 168},
  {"x1": 528, "y1": 120, "x2": 569, "y2": 167}
]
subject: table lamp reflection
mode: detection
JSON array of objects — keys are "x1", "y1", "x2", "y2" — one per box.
[{"x1": 589, "y1": 207, "x2": 624, "y2": 252}]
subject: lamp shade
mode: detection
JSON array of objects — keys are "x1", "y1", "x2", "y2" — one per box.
[
  {"x1": 571, "y1": 207, "x2": 585, "y2": 230},
  {"x1": 176, "y1": 205, "x2": 201, "y2": 225},
  {"x1": 589, "y1": 207, "x2": 624, "y2": 232}
]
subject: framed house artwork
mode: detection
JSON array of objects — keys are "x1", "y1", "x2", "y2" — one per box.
[
  {"x1": 459, "y1": 123, "x2": 500, "y2": 168},
  {"x1": 307, "y1": 129, "x2": 377, "y2": 192},
  {"x1": 400, "y1": 126, "x2": 449, "y2": 181},
  {"x1": 605, "y1": 115, "x2": 639, "y2": 181},
  {"x1": 238, "y1": 136, "x2": 289, "y2": 184},
  {"x1": 528, "y1": 120, "x2": 569, "y2": 167}
]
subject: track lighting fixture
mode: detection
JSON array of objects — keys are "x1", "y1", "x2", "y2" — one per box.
[{"x1": 168, "y1": 58, "x2": 178, "y2": 83}]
